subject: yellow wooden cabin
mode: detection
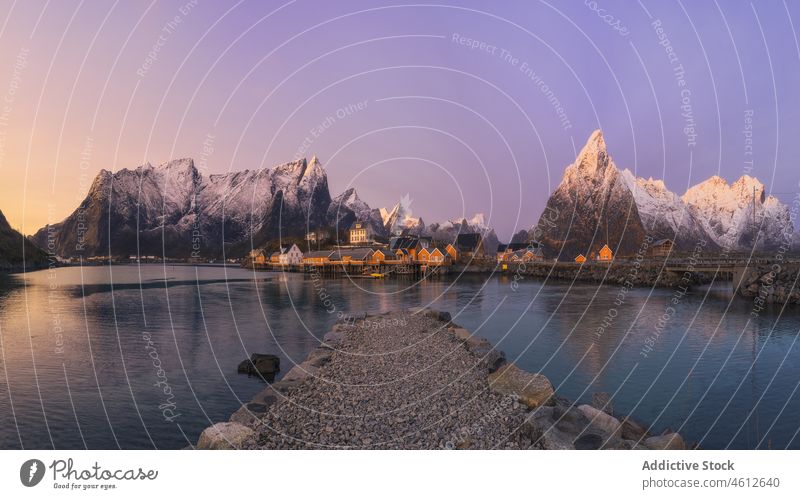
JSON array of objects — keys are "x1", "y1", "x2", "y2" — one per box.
[
  {"x1": 598, "y1": 244, "x2": 613, "y2": 261},
  {"x1": 417, "y1": 247, "x2": 448, "y2": 265},
  {"x1": 574, "y1": 254, "x2": 587, "y2": 264},
  {"x1": 370, "y1": 249, "x2": 389, "y2": 264},
  {"x1": 249, "y1": 249, "x2": 267, "y2": 265},
  {"x1": 395, "y1": 248, "x2": 410, "y2": 262},
  {"x1": 302, "y1": 250, "x2": 333, "y2": 265},
  {"x1": 445, "y1": 244, "x2": 458, "y2": 261}
]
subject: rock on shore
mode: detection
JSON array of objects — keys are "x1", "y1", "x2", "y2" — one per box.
[{"x1": 196, "y1": 309, "x2": 686, "y2": 450}]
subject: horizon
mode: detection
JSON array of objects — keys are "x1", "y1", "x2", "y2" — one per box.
[{"x1": 1, "y1": 1, "x2": 799, "y2": 240}]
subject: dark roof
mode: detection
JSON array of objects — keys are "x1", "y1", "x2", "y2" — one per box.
[
  {"x1": 455, "y1": 233, "x2": 483, "y2": 252},
  {"x1": 332, "y1": 247, "x2": 374, "y2": 260},
  {"x1": 651, "y1": 239, "x2": 673, "y2": 246},
  {"x1": 304, "y1": 250, "x2": 334, "y2": 259},
  {"x1": 497, "y1": 242, "x2": 529, "y2": 253},
  {"x1": 390, "y1": 236, "x2": 420, "y2": 250}
]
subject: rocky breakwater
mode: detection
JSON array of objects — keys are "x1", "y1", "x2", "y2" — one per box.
[
  {"x1": 508, "y1": 260, "x2": 712, "y2": 289},
  {"x1": 736, "y1": 262, "x2": 800, "y2": 306},
  {"x1": 196, "y1": 310, "x2": 687, "y2": 450}
]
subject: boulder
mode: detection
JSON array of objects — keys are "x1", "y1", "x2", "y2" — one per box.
[
  {"x1": 231, "y1": 385, "x2": 281, "y2": 423},
  {"x1": 645, "y1": 433, "x2": 685, "y2": 450},
  {"x1": 237, "y1": 353, "x2": 280, "y2": 380},
  {"x1": 282, "y1": 362, "x2": 317, "y2": 383},
  {"x1": 196, "y1": 422, "x2": 254, "y2": 450},
  {"x1": 591, "y1": 392, "x2": 614, "y2": 416},
  {"x1": 487, "y1": 364, "x2": 554, "y2": 409},
  {"x1": 453, "y1": 330, "x2": 507, "y2": 372},
  {"x1": 322, "y1": 329, "x2": 344, "y2": 347},
  {"x1": 424, "y1": 308, "x2": 452, "y2": 323},
  {"x1": 574, "y1": 432, "x2": 605, "y2": 450},
  {"x1": 577, "y1": 404, "x2": 622, "y2": 438},
  {"x1": 620, "y1": 415, "x2": 648, "y2": 441},
  {"x1": 606, "y1": 439, "x2": 648, "y2": 450},
  {"x1": 230, "y1": 403, "x2": 267, "y2": 425},
  {"x1": 538, "y1": 427, "x2": 575, "y2": 450},
  {"x1": 552, "y1": 405, "x2": 592, "y2": 435},
  {"x1": 304, "y1": 347, "x2": 333, "y2": 368}
]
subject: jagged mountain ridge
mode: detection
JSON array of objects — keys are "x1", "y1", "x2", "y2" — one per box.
[
  {"x1": 532, "y1": 130, "x2": 794, "y2": 259},
  {"x1": 682, "y1": 175, "x2": 792, "y2": 251},
  {"x1": 327, "y1": 187, "x2": 386, "y2": 237},
  {"x1": 378, "y1": 196, "x2": 499, "y2": 252},
  {"x1": 34, "y1": 156, "x2": 332, "y2": 258},
  {"x1": 531, "y1": 130, "x2": 651, "y2": 259},
  {"x1": 34, "y1": 156, "x2": 502, "y2": 258}
]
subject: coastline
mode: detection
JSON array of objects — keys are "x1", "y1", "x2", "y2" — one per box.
[{"x1": 196, "y1": 309, "x2": 687, "y2": 450}]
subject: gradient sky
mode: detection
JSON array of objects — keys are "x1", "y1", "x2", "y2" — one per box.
[{"x1": 1, "y1": 0, "x2": 799, "y2": 240}]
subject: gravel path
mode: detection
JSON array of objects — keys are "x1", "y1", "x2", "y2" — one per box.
[{"x1": 246, "y1": 311, "x2": 535, "y2": 449}]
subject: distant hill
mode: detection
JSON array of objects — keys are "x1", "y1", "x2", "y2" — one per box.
[{"x1": 0, "y1": 208, "x2": 49, "y2": 271}]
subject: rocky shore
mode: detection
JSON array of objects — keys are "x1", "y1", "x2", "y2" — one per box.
[
  {"x1": 736, "y1": 263, "x2": 800, "y2": 305},
  {"x1": 501, "y1": 260, "x2": 716, "y2": 289},
  {"x1": 196, "y1": 310, "x2": 687, "y2": 450}
]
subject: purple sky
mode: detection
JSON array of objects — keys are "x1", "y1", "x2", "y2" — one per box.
[{"x1": 1, "y1": 0, "x2": 799, "y2": 240}]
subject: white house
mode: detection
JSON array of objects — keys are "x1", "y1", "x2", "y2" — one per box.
[{"x1": 278, "y1": 244, "x2": 303, "y2": 265}]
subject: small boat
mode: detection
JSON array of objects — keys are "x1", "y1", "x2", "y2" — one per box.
[{"x1": 370, "y1": 273, "x2": 387, "y2": 278}]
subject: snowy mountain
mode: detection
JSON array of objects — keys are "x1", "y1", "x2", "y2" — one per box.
[
  {"x1": 380, "y1": 194, "x2": 424, "y2": 235},
  {"x1": 533, "y1": 130, "x2": 794, "y2": 259},
  {"x1": 619, "y1": 170, "x2": 717, "y2": 250},
  {"x1": 34, "y1": 156, "x2": 331, "y2": 258},
  {"x1": 326, "y1": 187, "x2": 386, "y2": 236},
  {"x1": 682, "y1": 175, "x2": 793, "y2": 251},
  {"x1": 427, "y1": 213, "x2": 500, "y2": 253},
  {"x1": 531, "y1": 130, "x2": 650, "y2": 259},
  {"x1": 378, "y1": 194, "x2": 499, "y2": 251}
]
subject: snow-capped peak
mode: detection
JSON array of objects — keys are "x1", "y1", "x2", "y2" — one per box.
[
  {"x1": 680, "y1": 173, "x2": 791, "y2": 250},
  {"x1": 574, "y1": 129, "x2": 609, "y2": 173},
  {"x1": 380, "y1": 193, "x2": 423, "y2": 233}
]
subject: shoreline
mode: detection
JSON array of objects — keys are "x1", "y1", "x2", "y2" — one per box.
[{"x1": 196, "y1": 309, "x2": 687, "y2": 450}]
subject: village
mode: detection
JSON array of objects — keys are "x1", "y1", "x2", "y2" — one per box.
[{"x1": 244, "y1": 219, "x2": 679, "y2": 277}]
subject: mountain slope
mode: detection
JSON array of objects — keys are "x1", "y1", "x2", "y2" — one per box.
[
  {"x1": 619, "y1": 170, "x2": 719, "y2": 251},
  {"x1": 33, "y1": 156, "x2": 332, "y2": 258},
  {"x1": 531, "y1": 130, "x2": 649, "y2": 259},
  {"x1": 326, "y1": 187, "x2": 386, "y2": 237},
  {"x1": 0, "y1": 209, "x2": 49, "y2": 271},
  {"x1": 533, "y1": 130, "x2": 793, "y2": 259},
  {"x1": 682, "y1": 175, "x2": 793, "y2": 251}
]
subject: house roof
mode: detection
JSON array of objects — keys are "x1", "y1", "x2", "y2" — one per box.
[
  {"x1": 390, "y1": 236, "x2": 420, "y2": 250},
  {"x1": 498, "y1": 242, "x2": 529, "y2": 253},
  {"x1": 651, "y1": 239, "x2": 673, "y2": 246},
  {"x1": 304, "y1": 250, "x2": 334, "y2": 259},
  {"x1": 455, "y1": 233, "x2": 483, "y2": 251},
  {"x1": 332, "y1": 247, "x2": 374, "y2": 260},
  {"x1": 510, "y1": 247, "x2": 543, "y2": 259}
]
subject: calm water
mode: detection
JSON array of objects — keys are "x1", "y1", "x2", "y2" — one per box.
[{"x1": 0, "y1": 264, "x2": 798, "y2": 449}]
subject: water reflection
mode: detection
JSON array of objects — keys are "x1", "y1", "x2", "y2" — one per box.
[{"x1": 0, "y1": 265, "x2": 798, "y2": 449}]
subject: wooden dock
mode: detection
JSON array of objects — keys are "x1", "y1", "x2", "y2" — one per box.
[{"x1": 246, "y1": 260, "x2": 452, "y2": 278}]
